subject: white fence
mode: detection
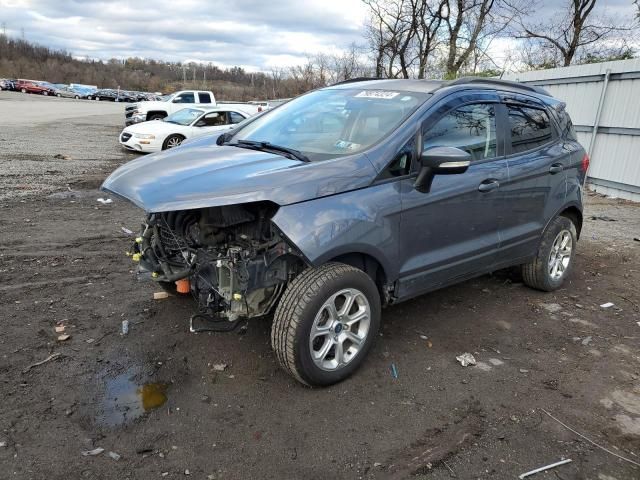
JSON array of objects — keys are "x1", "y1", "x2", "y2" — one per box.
[{"x1": 502, "y1": 58, "x2": 640, "y2": 202}]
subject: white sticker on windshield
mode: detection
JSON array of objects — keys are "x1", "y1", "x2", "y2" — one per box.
[{"x1": 355, "y1": 90, "x2": 399, "y2": 99}]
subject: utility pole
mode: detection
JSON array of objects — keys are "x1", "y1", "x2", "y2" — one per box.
[
  {"x1": 20, "y1": 27, "x2": 25, "y2": 40},
  {"x1": 182, "y1": 65, "x2": 186, "y2": 88},
  {"x1": 1, "y1": 22, "x2": 6, "y2": 36},
  {"x1": 203, "y1": 70, "x2": 206, "y2": 88}
]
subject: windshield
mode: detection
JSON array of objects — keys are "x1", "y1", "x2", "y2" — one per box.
[
  {"x1": 164, "y1": 108, "x2": 203, "y2": 126},
  {"x1": 159, "y1": 94, "x2": 173, "y2": 102},
  {"x1": 229, "y1": 88, "x2": 428, "y2": 161}
]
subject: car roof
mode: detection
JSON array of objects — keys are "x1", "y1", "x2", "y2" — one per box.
[
  {"x1": 329, "y1": 78, "x2": 445, "y2": 93},
  {"x1": 327, "y1": 77, "x2": 554, "y2": 101}
]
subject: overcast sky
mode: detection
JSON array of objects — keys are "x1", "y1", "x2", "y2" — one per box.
[{"x1": 0, "y1": 0, "x2": 636, "y2": 71}]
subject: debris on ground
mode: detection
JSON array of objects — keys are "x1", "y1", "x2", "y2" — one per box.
[
  {"x1": 121, "y1": 320, "x2": 129, "y2": 336},
  {"x1": 121, "y1": 226, "x2": 134, "y2": 235},
  {"x1": 22, "y1": 353, "x2": 62, "y2": 374},
  {"x1": 107, "y1": 451, "x2": 121, "y2": 461},
  {"x1": 456, "y1": 353, "x2": 476, "y2": 367},
  {"x1": 154, "y1": 291, "x2": 169, "y2": 300},
  {"x1": 540, "y1": 303, "x2": 562, "y2": 313},
  {"x1": 518, "y1": 458, "x2": 572, "y2": 479},
  {"x1": 0, "y1": 441, "x2": 6, "y2": 448},
  {"x1": 591, "y1": 215, "x2": 617, "y2": 222},
  {"x1": 419, "y1": 334, "x2": 428, "y2": 340},
  {"x1": 57, "y1": 334, "x2": 71, "y2": 342},
  {"x1": 54, "y1": 325, "x2": 65, "y2": 333},
  {"x1": 212, "y1": 363, "x2": 227, "y2": 372},
  {"x1": 520, "y1": 368, "x2": 529, "y2": 373},
  {"x1": 581, "y1": 336, "x2": 593, "y2": 346},
  {"x1": 53, "y1": 153, "x2": 71, "y2": 160},
  {"x1": 600, "y1": 302, "x2": 615, "y2": 309},
  {"x1": 96, "y1": 197, "x2": 112, "y2": 205},
  {"x1": 81, "y1": 447, "x2": 104, "y2": 456},
  {"x1": 390, "y1": 363, "x2": 399, "y2": 378}
]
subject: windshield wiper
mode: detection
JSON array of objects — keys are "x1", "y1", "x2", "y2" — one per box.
[{"x1": 234, "y1": 140, "x2": 310, "y2": 163}]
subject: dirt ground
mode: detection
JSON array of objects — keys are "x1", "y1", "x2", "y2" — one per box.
[{"x1": 1, "y1": 91, "x2": 639, "y2": 480}]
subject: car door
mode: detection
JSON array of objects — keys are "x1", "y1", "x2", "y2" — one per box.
[
  {"x1": 498, "y1": 96, "x2": 568, "y2": 261},
  {"x1": 395, "y1": 93, "x2": 509, "y2": 299}
]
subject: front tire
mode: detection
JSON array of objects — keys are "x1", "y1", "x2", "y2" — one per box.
[
  {"x1": 163, "y1": 134, "x2": 184, "y2": 150},
  {"x1": 522, "y1": 216, "x2": 577, "y2": 292},
  {"x1": 271, "y1": 263, "x2": 381, "y2": 387}
]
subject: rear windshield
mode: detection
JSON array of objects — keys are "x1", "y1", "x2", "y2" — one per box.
[{"x1": 229, "y1": 88, "x2": 429, "y2": 161}]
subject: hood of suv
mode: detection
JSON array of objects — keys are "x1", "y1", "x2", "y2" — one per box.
[{"x1": 101, "y1": 143, "x2": 376, "y2": 212}]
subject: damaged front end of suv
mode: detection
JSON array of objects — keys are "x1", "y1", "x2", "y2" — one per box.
[{"x1": 131, "y1": 202, "x2": 305, "y2": 328}]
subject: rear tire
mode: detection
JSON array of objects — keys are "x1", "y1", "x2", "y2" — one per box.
[
  {"x1": 522, "y1": 216, "x2": 577, "y2": 292},
  {"x1": 21, "y1": 88, "x2": 26, "y2": 93},
  {"x1": 148, "y1": 113, "x2": 165, "y2": 121},
  {"x1": 271, "y1": 262, "x2": 381, "y2": 387}
]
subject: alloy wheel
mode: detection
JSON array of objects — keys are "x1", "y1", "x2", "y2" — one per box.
[
  {"x1": 166, "y1": 136, "x2": 183, "y2": 148},
  {"x1": 309, "y1": 288, "x2": 371, "y2": 371},
  {"x1": 548, "y1": 229, "x2": 572, "y2": 280}
]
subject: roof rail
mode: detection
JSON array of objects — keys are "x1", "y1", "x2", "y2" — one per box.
[
  {"x1": 331, "y1": 77, "x2": 381, "y2": 86},
  {"x1": 448, "y1": 77, "x2": 550, "y2": 96}
]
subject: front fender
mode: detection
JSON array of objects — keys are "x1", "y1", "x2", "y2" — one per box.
[{"x1": 271, "y1": 182, "x2": 403, "y2": 281}]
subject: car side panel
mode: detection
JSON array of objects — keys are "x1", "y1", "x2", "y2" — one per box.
[{"x1": 271, "y1": 182, "x2": 403, "y2": 281}]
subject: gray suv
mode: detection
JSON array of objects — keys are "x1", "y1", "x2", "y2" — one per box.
[{"x1": 102, "y1": 77, "x2": 587, "y2": 386}]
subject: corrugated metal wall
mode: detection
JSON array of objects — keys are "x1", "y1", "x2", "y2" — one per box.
[{"x1": 502, "y1": 59, "x2": 640, "y2": 202}]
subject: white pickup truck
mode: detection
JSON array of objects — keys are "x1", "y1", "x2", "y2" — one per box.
[{"x1": 124, "y1": 90, "x2": 263, "y2": 125}]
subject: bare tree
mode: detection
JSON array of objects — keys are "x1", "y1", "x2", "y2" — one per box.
[
  {"x1": 441, "y1": 0, "x2": 512, "y2": 78},
  {"x1": 364, "y1": 0, "x2": 417, "y2": 78},
  {"x1": 514, "y1": 0, "x2": 634, "y2": 67}
]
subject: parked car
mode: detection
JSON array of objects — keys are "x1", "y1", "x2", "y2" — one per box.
[
  {"x1": 0, "y1": 78, "x2": 16, "y2": 90},
  {"x1": 124, "y1": 89, "x2": 261, "y2": 125},
  {"x1": 51, "y1": 85, "x2": 83, "y2": 99},
  {"x1": 90, "y1": 89, "x2": 115, "y2": 101},
  {"x1": 16, "y1": 79, "x2": 52, "y2": 95},
  {"x1": 72, "y1": 86, "x2": 97, "y2": 99},
  {"x1": 119, "y1": 107, "x2": 250, "y2": 153},
  {"x1": 102, "y1": 77, "x2": 587, "y2": 386}
]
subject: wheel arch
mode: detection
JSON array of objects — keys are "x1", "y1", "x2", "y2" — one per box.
[
  {"x1": 162, "y1": 133, "x2": 186, "y2": 150},
  {"x1": 328, "y1": 252, "x2": 387, "y2": 289},
  {"x1": 556, "y1": 204, "x2": 583, "y2": 239},
  {"x1": 146, "y1": 110, "x2": 168, "y2": 121}
]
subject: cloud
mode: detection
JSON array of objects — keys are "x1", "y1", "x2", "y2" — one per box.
[{"x1": 0, "y1": 0, "x2": 369, "y2": 70}]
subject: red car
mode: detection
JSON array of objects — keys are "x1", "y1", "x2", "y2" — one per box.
[{"x1": 16, "y1": 79, "x2": 53, "y2": 95}]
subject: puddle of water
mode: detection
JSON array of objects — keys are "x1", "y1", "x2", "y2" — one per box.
[{"x1": 98, "y1": 372, "x2": 167, "y2": 427}]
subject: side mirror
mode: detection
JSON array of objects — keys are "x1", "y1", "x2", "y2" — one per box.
[
  {"x1": 420, "y1": 146, "x2": 471, "y2": 174},
  {"x1": 172, "y1": 96, "x2": 182, "y2": 103},
  {"x1": 414, "y1": 146, "x2": 471, "y2": 193},
  {"x1": 194, "y1": 120, "x2": 206, "y2": 127}
]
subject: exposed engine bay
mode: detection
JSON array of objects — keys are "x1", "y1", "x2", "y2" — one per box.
[{"x1": 130, "y1": 201, "x2": 305, "y2": 323}]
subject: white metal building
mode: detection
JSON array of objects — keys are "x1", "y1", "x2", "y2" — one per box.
[{"x1": 502, "y1": 58, "x2": 640, "y2": 202}]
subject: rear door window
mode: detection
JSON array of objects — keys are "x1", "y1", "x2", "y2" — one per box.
[
  {"x1": 507, "y1": 106, "x2": 553, "y2": 154},
  {"x1": 198, "y1": 92, "x2": 212, "y2": 103}
]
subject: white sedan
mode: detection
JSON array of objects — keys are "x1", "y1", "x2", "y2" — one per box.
[{"x1": 119, "y1": 107, "x2": 249, "y2": 153}]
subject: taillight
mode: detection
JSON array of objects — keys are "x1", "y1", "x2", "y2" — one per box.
[
  {"x1": 258, "y1": 106, "x2": 263, "y2": 112},
  {"x1": 581, "y1": 153, "x2": 590, "y2": 173}
]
